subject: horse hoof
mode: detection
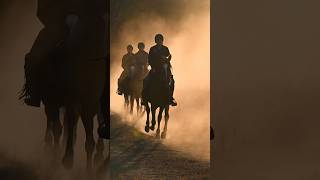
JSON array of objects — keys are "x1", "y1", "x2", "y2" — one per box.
[
  {"x1": 150, "y1": 125, "x2": 155, "y2": 131},
  {"x1": 161, "y1": 132, "x2": 167, "y2": 139},
  {"x1": 145, "y1": 126, "x2": 150, "y2": 133},
  {"x1": 62, "y1": 155, "x2": 74, "y2": 170}
]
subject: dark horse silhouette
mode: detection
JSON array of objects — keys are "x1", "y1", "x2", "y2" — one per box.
[
  {"x1": 143, "y1": 69, "x2": 170, "y2": 139},
  {"x1": 20, "y1": 0, "x2": 108, "y2": 172},
  {"x1": 35, "y1": 49, "x2": 106, "y2": 170},
  {"x1": 122, "y1": 65, "x2": 147, "y2": 114}
]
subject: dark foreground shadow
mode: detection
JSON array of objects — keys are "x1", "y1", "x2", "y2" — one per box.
[{"x1": 0, "y1": 153, "x2": 38, "y2": 180}]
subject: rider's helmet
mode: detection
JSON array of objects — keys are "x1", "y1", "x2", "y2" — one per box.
[
  {"x1": 127, "y1": 44, "x2": 133, "y2": 53},
  {"x1": 138, "y1": 42, "x2": 145, "y2": 50},
  {"x1": 155, "y1": 34, "x2": 164, "y2": 45}
]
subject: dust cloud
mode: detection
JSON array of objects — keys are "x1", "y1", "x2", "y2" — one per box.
[{"x1": 110, "y1": 0, "x2": 210, "y2": 160}]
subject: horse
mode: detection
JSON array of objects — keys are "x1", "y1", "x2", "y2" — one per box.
[
  {"x1": 21, "y1": 2, "x2": 108, "y2": 172},
  {"x1": 60, "y1": 56, "x2": 106, "y2": 170},
  {"x1": 35, "y1": 50, "x2": 107, "y2": 170},
  {"x1": 122, "y1": 65, "x2": 148, "y2": 115},
  {"x1": 143, "y1": 67, "x2": 171, "y2": 139}
]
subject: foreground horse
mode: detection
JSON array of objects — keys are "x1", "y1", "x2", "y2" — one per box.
[
  {"x1": 61, "y1": 56, "x2": 106, "y2": 170},
  {"x1": 143, "y1": 71, "x2": 170, "y2": 139},
  {"x1": 38, "y1": 53, "x2": 106, "y2": 170}
]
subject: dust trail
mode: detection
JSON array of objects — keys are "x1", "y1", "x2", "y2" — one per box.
[{"x1": 110, "y1": 0, "x2": 210, "y2": 160}]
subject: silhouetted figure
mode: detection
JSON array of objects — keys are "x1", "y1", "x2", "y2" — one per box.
[
  {"x1": 124, "y1": 42, "x2": 149, "y2": 114},
  {"x1": 142, "y1": 34, "x2": 177, "y2": 106},
  {"x1": 134, "y1": 42, "x2": 149, "y2": 74},
  {"x1": 20, "y1": 0, "x2": 69, "y2": 107},
  {"x1": 117, "y1": 45, "x2": 135, "y2": 95},
  {"x1": 20, "y1": 0, "x2": 109, "y2": 171}
]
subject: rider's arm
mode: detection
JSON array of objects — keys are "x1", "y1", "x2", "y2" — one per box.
[
  {"x1": 148, "y1": 48, "x2": 156, "y2": 68},
  {"x1": 163, "y1": 47, "x2": 171, "y2": 63},
  {"x1": 121, "y1": 55, "x2": 126, "y2": 69}
]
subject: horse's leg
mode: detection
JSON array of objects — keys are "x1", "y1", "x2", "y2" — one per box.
[
  {"x1": 45, "y1": 105, "x2": 62, "y2": 152},
  {"x1": 63, "y1": 110, "x2": 79, "y2": 148},
  {"x1": 94, "y1": 138, "x2": 104, "y2": 165},
  {"x1": 150, "y1": 105, "x2": 157, "y2": 131},
  {"x1": 62, "y1": 106, "x2": 77, "y2": 169},
  {"x1": 136, "y1": 98, "x2": 140, "y2": 114},
  {"x1": 124, "y1": 94, "x2": 127, "y2": 110},
  {"x1": 145, "y1": 103, "x2": 150, "y2": 133},
  {"x1": 161, "y1": 106, "x2": 170, "y2": 139},
  {"x1": 44, "y1": 105, "x2": 53, "y2": 149},
  {"x1": 156, "y1": 107, "x2": 164, "y2": 139},
  {"x1": 140, "y1": 98, "x2": 146, "y2": 116},
  {"x1": 80, "y1": 108, "x2": 96, "y2": 171},
  {"x1": 94, "y1": 108, "x2": 105, "y2": 166},
  {"x1": 129, "y1": 95, "x2": 134, "y2": 114}
]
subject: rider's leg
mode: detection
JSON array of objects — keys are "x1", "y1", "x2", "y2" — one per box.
[{"x1": 117, "y1": 71, "x2": 126, "y2": 95}]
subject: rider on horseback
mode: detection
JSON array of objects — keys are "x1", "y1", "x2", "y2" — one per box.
[
  {"x1": 134, "y1": 42, "x2": 149, "y2": 76},
  {"x1": 117, "y1": 44, "x2": 135, "y2": 95},
  {"x1": 142, "y1": 34, "x2": 177, "y2": 106},
  {"x1": 21, "y1": 0, "x2": 69, "y2": 107}
]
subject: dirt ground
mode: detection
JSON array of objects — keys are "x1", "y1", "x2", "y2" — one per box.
[{"x1": 110, "y1": 113, "x2": 210, "y2": 179}]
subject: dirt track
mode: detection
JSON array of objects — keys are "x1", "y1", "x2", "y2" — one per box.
[{"x1": 110, "y1": 113, "x2": 210, "y2": 179}]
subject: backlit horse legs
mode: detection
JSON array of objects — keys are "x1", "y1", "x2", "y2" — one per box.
[
  {"x1": 145, "y1": 103, "x2": 150, "y2": 133},
  {"x1": 62, "y1": 106, "x2": 76, "y2": 169},
  {"x1": 44, "y1": 111, "x2": 53, "y2": 149},
  {"x1": 150, "y1": 105, "x2": 156, "y2": 131},
  {"x1": 81, "y1": 108, "x2": 96, "y2": 171},
  {"x1": 129, "y1": 96, "x2": 134, "y2": 114},
  {"x1": 136, "y1": 98, "x2": 140, "y2": 114},
  {"x1": 45, "y1": 105, "x2": 62, "y2": 151},
  {"x1": 161, "y1": 106, "x2": 169, "y2": 139},
  {"x1": 63, "y1": 111, "x2": 79, "y2": 148},
  {"x1": 156, "y1": 107, "x2": 164, "y2": 139},
  {"x1": 94, "y1": 108, "x2": 105, "y2": 166}
]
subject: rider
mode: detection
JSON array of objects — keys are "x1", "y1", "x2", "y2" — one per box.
[
  {"x1": 134, "y1": 42, "x2": 149, "y2": 76},
  {"x1": 21, "y1": 0, "x2": 69, "y2": 107},
  {"x1": 117, "y1": 45, "x2": 135, "y2": 95},
  {"x1": 142, "y1": 34, "x2": 177, "y2": 106}
]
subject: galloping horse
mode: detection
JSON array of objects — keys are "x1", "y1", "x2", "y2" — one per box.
[
  {"x1": 123, "y1": 65, "x2": 148, "y2": 114},
  {"x1": 36, "y1": 50, "x2": 107, "y2": 170},
  {"x1": 21, "y1": 0, "x2": 108, "y2": 172},
  {"x1": 62, "y1": 58, "x2": 106, "y2": 170},
  {"x1": 143, "y1": 67, "x2": 171, "y2": 139}
]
